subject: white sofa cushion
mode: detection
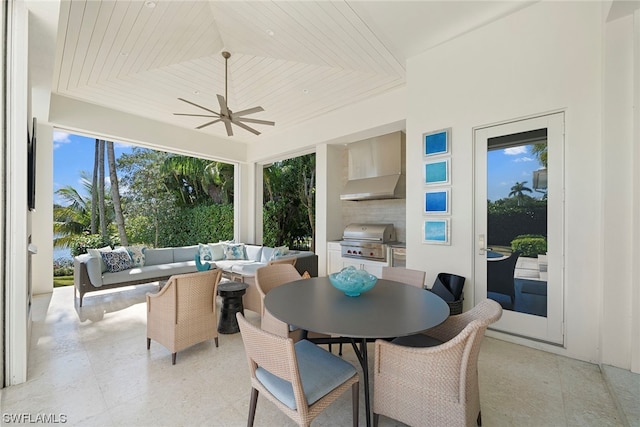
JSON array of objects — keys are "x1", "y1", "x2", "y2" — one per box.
[
  {"x1": 144, "y1": 248, "x2": 174, "y2": 266},
  {"x1": 173, "y1": 245, "x2": 199, "y2": 262},
  {"x1": 245, "y1": 245, "x2": 263, "y2": 262},
  {"x1": 101, "y1": 261, "x2": 198, "y2": 286}
]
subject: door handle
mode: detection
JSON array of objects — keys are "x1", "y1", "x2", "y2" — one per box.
[{"x1": 478, "y1": 234, "x2": 487, "y2": 255}]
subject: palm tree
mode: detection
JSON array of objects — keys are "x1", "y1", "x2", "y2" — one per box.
[
  {"x1": 531, "y1": 143, "x2": 547, "y2": 168},
  {"x1": 161, "y1": 155, "x2": 233, "y2": 205},
  {"x1": 107, "y1": 141, "x2": 128, "y2": 246},
  {"x1": 53, "y1": 185, "x2": 91, "y2": 248},
  {"x1": 98, "y1": 139, "x2": 107, "y2": 238},
  {"x1": 509, "y1": 181, "x2": 533, "y2": 206},
  {"x1": 53, "y1": 174, "x2": 114, "y2": 248},
  {"x1": 91, "y1": 138, "x2": 99, "y2": 234}
]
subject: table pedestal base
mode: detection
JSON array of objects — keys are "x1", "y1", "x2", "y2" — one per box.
[{"x1": 218, "y1": 282, "x2": 248, "y2": 334}]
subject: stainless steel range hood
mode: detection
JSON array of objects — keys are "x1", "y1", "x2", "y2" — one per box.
[{"x1": 340, "y1": 131, "x2": 405, "y2": 201}]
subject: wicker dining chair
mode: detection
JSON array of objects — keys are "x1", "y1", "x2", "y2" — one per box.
[
  {"x1": 373, "y1": 299, "x2": 502, "y2": 427},
  {"x1": 255, "y1": 263, "x2": 333, "y2": 348},
  {"x1": 255, "y1": 263, "x2": 304, "y2": 336},
  {"x1": 381, "y1": 266, "x2": 426, "y2": 288},
  {"x1": 146, "y1": 269, "x2": 222, "y2": 365},
  {"x1": 236, "y1": 313, "x2": 359, "y2": 427}
]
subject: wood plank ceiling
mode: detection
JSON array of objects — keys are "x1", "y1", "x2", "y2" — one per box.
[
  {"x1": 52, "y1": 0, "x2": 532, "y2": 142},
  {"x1": 53, "y1": 0, "x2": 404, "y2": 141}
]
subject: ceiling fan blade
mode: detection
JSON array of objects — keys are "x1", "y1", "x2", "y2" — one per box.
[
  {"x1": 196, "y1": 119, "x2": 223, "y2": 129},
  {"x1": 217, "y1": 95, "x2": 230, "y2": 117},
  {"x1": 235, "y1": 117, "x2": 275, "y2": 126},
  {"x1": 231, "y1": 106, "x2": 264, "y2": 117},
  {"x1": 177, "y1": 98, "x2": 220, "y2": 116},
  {"x1": 173, "y1": 113, "x2": 218, "y2": 118},
  {"x1": 231, "y1": 120, "x2": 261, "y2": 136},
  {"x1": 223, "y1": 118, "x2": 233, "y2": 136}
]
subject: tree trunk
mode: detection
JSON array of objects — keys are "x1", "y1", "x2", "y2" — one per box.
[
  {"x1": 107, "y1": 141, "x2": 128, "y2": 246},
  {"x1": 91, "y1": 139, "x2": 99, "y2": 234},
  {"x1": 98, "y1": 140, "x2": 107, "y2": 239}
]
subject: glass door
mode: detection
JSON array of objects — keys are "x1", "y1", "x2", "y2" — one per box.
[{"x1": 474, "y1": 113, "x2": 564, "y2": 345}]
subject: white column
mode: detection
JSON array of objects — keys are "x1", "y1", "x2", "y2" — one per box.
[{"x1": 6, "y1": 0, "x2": 30, "y2": 385}]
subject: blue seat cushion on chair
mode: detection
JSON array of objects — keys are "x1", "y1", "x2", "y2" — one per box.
[
  {"x1": 255, "y1": 340, "x2": 357, "y2": 410},
  {"x1": 391, "y1": 334, "x2": 443, "y2": 348}
]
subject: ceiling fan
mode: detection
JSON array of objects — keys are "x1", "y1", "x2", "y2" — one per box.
[{"x1": 174, "y1": 51, "x2": 275, "y2": 136}]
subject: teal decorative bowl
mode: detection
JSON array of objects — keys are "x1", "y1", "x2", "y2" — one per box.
[{"x1": 329, "y1": 266, "x2": 378, "y2": 297}]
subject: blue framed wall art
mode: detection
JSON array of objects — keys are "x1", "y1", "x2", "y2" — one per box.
[
  {"x1": 424, "y1": 189, "x2": 450, "y2": 215},
  {"x1": 423, "y1": 128, "x2": 450, "y2": 157},
  {"x1": 424, "y1": 158, "x2": 450, "y2": 185}
]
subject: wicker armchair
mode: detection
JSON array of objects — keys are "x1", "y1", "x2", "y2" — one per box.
[
  {"x1": 236, "y1": 313, "x2": 359, "y2": 427},
  {"x1": 373, "y1": 299, "x2": 502, "y2": 427},
  {"x1": 146, "y1": 269, "x2": 222, "y2": 365},
  {"x1": 381, "y1": 266, "x2": 426, "y2": 288}
]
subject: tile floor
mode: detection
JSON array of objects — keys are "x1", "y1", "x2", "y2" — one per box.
[{"x1": 1, "y1": 284, "x2": 638, "y2": 427}]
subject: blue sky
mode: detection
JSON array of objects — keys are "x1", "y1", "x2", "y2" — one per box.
[
  {"x1": 487, "y1": 145, "x2": 545, "y2": 202},
  {"x1": 53, "y1": 131, "x2": 134, "y2": 205}
]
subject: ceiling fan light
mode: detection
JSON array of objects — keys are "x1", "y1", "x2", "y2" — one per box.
[{"x1": 173, "y1": 51, "x2": 274, "y2": 136}]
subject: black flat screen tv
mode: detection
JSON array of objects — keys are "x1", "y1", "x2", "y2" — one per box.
[{"x1": 27, "y1": 117, "x2": 36, "y2": 211}]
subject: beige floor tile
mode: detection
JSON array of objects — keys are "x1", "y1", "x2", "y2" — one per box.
[{"x1": 2, "y1": 285, "x2": 636, "y2": 427}]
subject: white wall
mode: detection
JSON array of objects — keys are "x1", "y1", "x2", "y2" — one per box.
[
  {"x1": 601, "y1": 13, "x2": 635, "y2": 370},
  {"x1": 31, "y1": 122, "x2": 54, "y2": 295},
  {"x1": 49, "y1": 94, "x2": 247, "y2": 163},
  {"x1": 316, "y1": 143, "x2": 346, "y2": 274},
  {"x1": 406, "y1": 1, "x2": 604, "y2": 363}
]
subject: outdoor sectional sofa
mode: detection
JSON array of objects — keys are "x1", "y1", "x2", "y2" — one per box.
[{"x1": 74, "y1": 243, "x2": 318, "y2": 308}]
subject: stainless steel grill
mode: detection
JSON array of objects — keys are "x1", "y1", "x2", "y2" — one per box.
[{"x1": 340, "y1": 223, "x2": 396, "y2": 262}]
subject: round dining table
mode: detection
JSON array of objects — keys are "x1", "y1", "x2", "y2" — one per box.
[{"x1": 264, "y1": 276, "x2": 450, "y2": 427}]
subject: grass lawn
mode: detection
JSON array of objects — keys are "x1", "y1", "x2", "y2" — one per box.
[{"x1": 54, "y1": 276, "x2": 74, "y2": 288}]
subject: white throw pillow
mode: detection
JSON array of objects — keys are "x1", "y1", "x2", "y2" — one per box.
[
  {"x1": 87, "y1": 246, "x2": 112, "y2": 273},
  {"x1": 207, "y1": 243, "x2": 226, "y2": 261}
]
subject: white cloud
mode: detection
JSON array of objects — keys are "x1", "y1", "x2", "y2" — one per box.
[
  {"x1": 514, "y1": 156, "x2": 534, "y2": 162},
  {"x1": 52, "y1": 131, "x2": 72, "y2": 149},
  {"x1": 504, "y1": 146, "x2": 527, "y2": 155}
]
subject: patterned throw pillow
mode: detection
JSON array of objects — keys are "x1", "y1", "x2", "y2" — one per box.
[
  {"x1": 126, "y1": 246, "x2": 146, "y2": 268},
  {"x1": 224, "y1": 243, "x2": 247, "y2": 260},
  {"x1": 199, "y1": 243, "x2": 213, "y2": 262},
  {"x1": 270, "y1": 246, "x2": 289, "y2": 260},
  {"x1": 101, "y1": 250, "x2": 132, "y2": 273}
]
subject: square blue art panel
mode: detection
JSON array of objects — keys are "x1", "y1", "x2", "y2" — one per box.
[
  {"x1": 423, "y1": 219, "x2": 449, "y2": 244},
  {"x1": 424, "y1": 190, "x2": 449, "y2": 214},
  {"x1": 424, "y1": 159, "x2": 449, "y2": 185},
  {"x1": 424, "y1": 129, "x2": 449, "y2": 156}
]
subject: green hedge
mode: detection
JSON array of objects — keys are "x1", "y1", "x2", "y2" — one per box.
[
  {"x1": 511, "y1": 234, "x2": 547, "y2": 257},
  {"x1": 154, "y1": 203, "x2": 234, "y2": 247}
]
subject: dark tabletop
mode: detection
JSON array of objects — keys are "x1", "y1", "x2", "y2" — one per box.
[
  {"x1": 264, "y1": 277, "x2": 450, "y2": 339},
  {"x1": 217, "y1": 281, "x2": 248, "y2": 292}
]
